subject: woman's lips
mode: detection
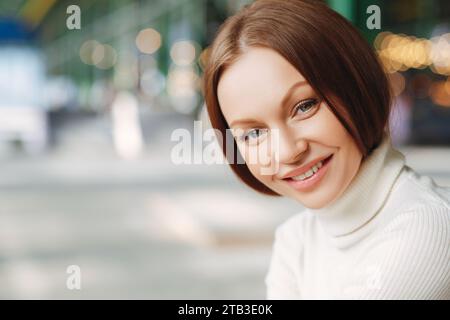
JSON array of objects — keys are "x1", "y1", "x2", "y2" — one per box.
[{"x1": 283, "y1": 154, "x2": 333, "y2": 192}]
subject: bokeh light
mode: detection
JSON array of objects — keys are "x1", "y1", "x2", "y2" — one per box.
[
  {"x1": 135, "y1": 28, "x2": 162, "y2": 54},
  {"x1": 170, "y1": 40, "x2": 197, "y2": 66}
]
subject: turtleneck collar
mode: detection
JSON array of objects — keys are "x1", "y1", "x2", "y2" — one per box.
[{"x1": 309, "y1": 133, "x2": 406, "y2": 238}]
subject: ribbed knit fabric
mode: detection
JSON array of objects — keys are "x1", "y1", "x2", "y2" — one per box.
[{"x1": 265, "y1": 134, "x2": 450, "y2": 299}]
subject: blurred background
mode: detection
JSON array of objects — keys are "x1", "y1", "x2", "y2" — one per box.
[{"x1": 0, "y1": 0, "x2": 449, "y2": 299}]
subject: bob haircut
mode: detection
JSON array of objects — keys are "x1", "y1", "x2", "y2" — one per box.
[{"x1": 203, "y1": 0, "x2": 392, "y2": 196}]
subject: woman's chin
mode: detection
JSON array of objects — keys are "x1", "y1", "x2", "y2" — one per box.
[{"x1": 287, "y1": 184, "x2": 339, "y2": 209}]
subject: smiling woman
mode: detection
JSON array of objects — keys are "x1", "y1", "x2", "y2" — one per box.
[
  {"x1": 216, "y1": 47, "x2": 363, "y2": 209},
  {"x1": 204, "y1": 0, "x2": 390, "y2": 197},
  {"x1": 202, "y1": 0, "x2": 450, "y2": 300}
]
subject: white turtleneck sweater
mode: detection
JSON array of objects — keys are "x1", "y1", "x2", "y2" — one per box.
[{"x1": 265, "y1": 135, "x2": 450, "y2": 300}]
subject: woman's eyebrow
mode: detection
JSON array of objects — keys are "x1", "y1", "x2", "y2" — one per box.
[
  {"x1": 229, "y1": 80, "x2": 308, "y2": 128},
  {"x1": 229, "y1": 119, "x2": 259, "y2": 128},
  {"x1": 280, "y1": 80, "x2": 308, "y2": 109}
]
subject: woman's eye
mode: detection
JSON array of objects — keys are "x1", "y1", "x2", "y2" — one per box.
[
  {"x1": 293, "y1": 98, "x2": 319, "y2": 116},
  {"x1": 241, "y1": 128, "x2": 267, "y2": 143}
]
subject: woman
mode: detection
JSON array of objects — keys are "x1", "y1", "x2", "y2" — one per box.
[{"x1": 202, "y1": 0, "x2": 450, "y2": 299}]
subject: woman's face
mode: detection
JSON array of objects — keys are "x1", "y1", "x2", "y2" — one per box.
[{"x1": 217, "y1": 47, "x2": 363, "y2": 209}]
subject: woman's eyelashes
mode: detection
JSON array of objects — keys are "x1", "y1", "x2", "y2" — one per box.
[
  {"x1": 292, "y1": 98, "x2": 319, "y2": 117},
  {"x1": 240, "y1": 128, "x2": 268, "y2": 144},
  {"x1": 238, "y1": 98, "x2": 320, "y2": 144}
]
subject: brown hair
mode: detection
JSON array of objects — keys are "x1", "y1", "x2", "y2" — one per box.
[{"x1": 202, "y1": 0, "x2": 392, "y2": 196}]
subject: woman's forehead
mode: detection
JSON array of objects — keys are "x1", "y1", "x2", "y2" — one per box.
[
  {"x1": 217, "y1": 48, "x2": 308, "y2": 118},
  {"x1": 220, "y1": 47, "x2": 306, "y2": 89}
]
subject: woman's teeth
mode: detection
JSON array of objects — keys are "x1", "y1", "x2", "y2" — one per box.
[{"x1": 291, "y1": 161, "x2": 323, "y2": 181}]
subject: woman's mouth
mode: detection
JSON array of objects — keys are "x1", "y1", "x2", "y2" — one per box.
[{"x1": 283, "y1": 154, "x2": 333, "y2": 192}]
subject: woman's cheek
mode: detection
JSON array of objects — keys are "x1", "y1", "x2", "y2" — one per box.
[
  {"x1": 237, "y1": 142, "x2": 274, "y2": 177},
  {"x1": 246, "y1": 153, "x2": 270, "y2": 182},
  {"x1": 249, "y1": 163, "x2": 274, "y2": 187},
  {"x1": 302, "y1": 104, "x2": 349, "y2": 145}
]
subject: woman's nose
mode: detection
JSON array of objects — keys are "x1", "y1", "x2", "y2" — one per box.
[{"x1": 274, "y1": 127, "x2": 308, "y2": 165}]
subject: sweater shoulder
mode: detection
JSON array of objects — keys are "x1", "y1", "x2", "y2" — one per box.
[
  {"x1": 382, "y1": 204, "x2": 450, "y2": 236},
  {"x1": 393, "y1": 166, "x2": 450, "y2": 211},
  {"x1": 369, "y1": 203, "x2": 450, "y2": 273},
  {"x1": 380, "y1": 167, "x2": 450, "y2": 237},
  {"x1": 352, "y1": 205, "x2": 450, "y2": 299},
  {"x1": 365, "y1": 166, "x2": 450, "y2": 249}
]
